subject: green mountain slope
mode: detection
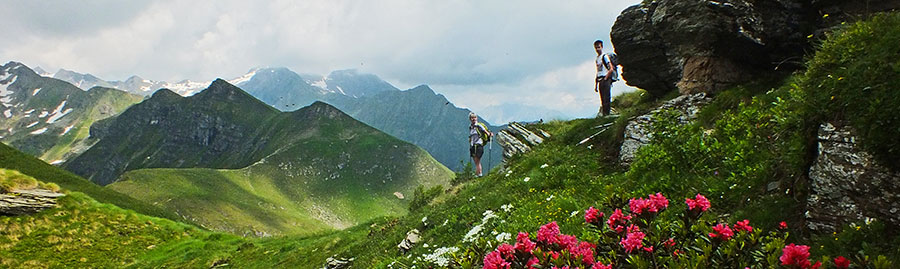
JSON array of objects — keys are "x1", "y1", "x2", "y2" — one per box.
[
  {"x1": 63, "y1": 79, "x2": 452, "y2": 235},
  {"x1": 0, "y1": 62, "x2": 143, "y2": 163},
  {"x1": 0, "y1": 142, "x2": 178, "y2": 221}
]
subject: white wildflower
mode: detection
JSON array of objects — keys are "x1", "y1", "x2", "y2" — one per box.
[
  {"x1": 546, "y1": 195, "x2": 555, "y2": 201},
  {"x1": 422, "y1": 247, "x2": 459, "y2": 267},
  {"x1": 441, "y1": 219, "x2": 448, "y2": 226},
  {"x1": 523, "y1": 177, "x2": 530, "y2": 182},
  {"x1": 495, "y1": 232, "x2": 512, "y2": 242},
  {"x1": 500, "y1": 204, "x2": 514, "y2": 212},
  {"x1": 463, "y1": 210, "x2": 498, "y2": 242},
  {"x1": 570, "y1": 211, "x2": 579, "y2": 217},
  {"x1": 540, "y1": 163, "x2": 549, "y2": 168}
]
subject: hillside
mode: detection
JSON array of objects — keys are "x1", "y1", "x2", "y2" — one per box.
[
  {"x1": 62, "y1": 79, "x2": 452, "y2": 235},
  {"x1": 0, "y1": 62, "x2": 143, "y2": 164},
  {"x1": 0, "y1": 142, "x2": 178, "y2": 221}
]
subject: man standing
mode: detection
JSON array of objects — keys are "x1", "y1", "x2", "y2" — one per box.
[
  {"x1": 594, "y1": 40, "x2": 614, "y2": 116},
  {"x1": 469, "y1": 112, "x2": 492, "y2": 177}
]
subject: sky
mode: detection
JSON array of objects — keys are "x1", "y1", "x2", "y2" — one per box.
[{"x1": 0, "y1": 0, "x2": 641, "y2": 124}]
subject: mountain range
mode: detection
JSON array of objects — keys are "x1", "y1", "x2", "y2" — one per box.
[
  {"x1": 62, "y1": 79, "x2": 452, "y2": 235},
  {"x1": 47, "y1": 66, "x2": 504, "y2": 172},
  {"x1": 0, "y1": 62, "x2": 143, "y2": 164}
]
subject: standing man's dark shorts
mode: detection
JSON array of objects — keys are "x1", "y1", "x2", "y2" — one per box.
[{"x1": 470, "y1": 144, "x2": 484, "y2": 158}]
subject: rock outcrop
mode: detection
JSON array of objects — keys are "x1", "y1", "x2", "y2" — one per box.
[
  {"x1": 620, "y1": 93, "x2": 711, "y2": 166},
  {"x1": 0, "y1": 188, "x2": 65, "y2": 215},
  {"x1": 807, "y1": 122, "x2": 900, "y2": 232},
  {"x1": 611, "y1": 0, "x2": 900, "y2": 97},
  {"x1": 397, "y1": 229, "x2": 421, "y2": 253},
  {"x1": 496, "y1": 122, "x2": 549, "y2": 159}
]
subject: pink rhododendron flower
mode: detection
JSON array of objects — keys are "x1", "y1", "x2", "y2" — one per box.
[
  {"x1": 606, "y1": 209, "x2": 631, "y2": 233},
  {"x1": 497, "y1": 243, "x2": 515, "y2": 259},
  {"x1": 649, "y1": 192, "x2": 669, "y2": 210},
  {"x1": 515, "y1": 232, "x2": 536, "y2": 253},
  {"x1": 664, "y1": 238, "x2": 676, "y2": 248},
  {"x1": 550, "y1": 251, "x2": 560, "y2": 260},
  {"x1": 709, "y1": 223, "x2": 734, "y2": 241},
  {"x1": 483, "y1": 250, "x2": 511, "y2": 269},
  {"x1": 643, "y1": 246, "x2": 654, "y2": 252},
  {"x1": 619, "y1": 229, "x2": 645, "y2": 253},
  {"x1": 537, "y1": 221, "x2": 561, "y2": 245},
  {"x1": 592, "y1": 262, "x2": 612, "y2": 269},
  {"x1": 629, "y1": 198, "x2": 653, "y2": 214},
  {"x1": 734, "y1": 219, "x2": 753, "y2": 233},
  {"x1": 685, "y1": 194, "x2": 711, "y2": 212},
  {"x1": 573, "y1": 241, "x2": 596, "y2": 265},
  {"x1": 558, "y1": 234, "x2": 578, "y2": 250},
  {"x1": 780, "y1": 243, "x2": 811, "y2": 268},
  {"x1": 834, "y1": 256, "x2": 850, "y2": 268},
  {"x1": 779, "y1": 221, "x2": 788, "y2": 230},
  {"x1": 526, "y1": 257, "x2": 539, "y2": 267},
  {"x1": 585, "y1": 206, "x2": 603, "y2": 224}
]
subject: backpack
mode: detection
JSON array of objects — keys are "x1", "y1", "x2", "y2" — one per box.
[
  {"x1": 475, "y1": 122, "x2": 491, "y2": 143},
  {"x1": 603, "y1": 53, "x2": 619, "y2": 82}
]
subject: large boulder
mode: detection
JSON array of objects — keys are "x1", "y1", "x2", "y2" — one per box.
[
  {"x1": 610, "y1": 0, "x2": 899, "y2": 97},
  {"x1": 807, "y1": 122, "x2": 900, "y2": 232}
]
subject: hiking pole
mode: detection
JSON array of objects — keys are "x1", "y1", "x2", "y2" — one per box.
[{"x1": 488, "y1": 138, "x2": 493, "y2": 173}]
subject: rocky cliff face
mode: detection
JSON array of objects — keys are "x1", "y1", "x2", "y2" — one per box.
[
  {"x1": 807, "y1": 121, "x2": 900, "y2": 231},
  {"x1": 611, "y1": 0, "x2": 899, "y2": 97}
]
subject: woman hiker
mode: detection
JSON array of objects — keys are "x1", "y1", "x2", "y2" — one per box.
[{"x1": 469, "y1": 112, "x2": 493, "y2": 177}]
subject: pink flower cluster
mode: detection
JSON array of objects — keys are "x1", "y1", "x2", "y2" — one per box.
[
  {"x1": 629, "y1": 192, "x2": 669, "y2": 215},
  {"x1": 780, "y1": 243, "x2": 821, "y2": 269},
  {"x1": 834, "y1": 256, "x2": 850, "y2": 268},
  {"x1": 606, "y1": 209, "x2": 632, "y2": 233},
  {"x1": 684, "y1": 193, "x2": 711, "y2": 212},
  {"x1": 733, "y1": 219, "x2": 753, "y2": 233},
  {"x1": 584, "y1": 206, "x2": 604, "y2": 225},
  {"x1": 709, "y1": 223, "x2": 734, "y2": 241},
  {"x1": 619, "y1": 225, "x2": 646, "y2": 253},
  {"x1": 484, "y1": 221, "x2": 610, "y2": 269}
]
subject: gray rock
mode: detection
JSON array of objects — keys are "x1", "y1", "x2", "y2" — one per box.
[
  {"x1": 0, "y1": 188, "x2": 65, "y2": 215},
  {"x1": 806, "y1": 122, "x2": 900, "y2": 232},
  {"x1": 619, "y1": 93, "x2": 711, "y2": 166},
  {"x1": 496, "y1": 122, "x2": 544, "y2": 160},
  {"x1": 322, "y1": 256, "x2": 354, "y2": 269},
  {"x1": 397, "y1": 229, "x2": 421, "y2": 253},
  {"x1": 610, "y1": 0, "x2": 899, "y2": 97}
]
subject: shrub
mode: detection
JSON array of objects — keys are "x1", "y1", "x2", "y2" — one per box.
[
  {"x1": 802, "y1": 12, "x2": 900, "y2": 170},
  {"x1": 409, "y1": 185, "x2": 444, "y2": 212}
]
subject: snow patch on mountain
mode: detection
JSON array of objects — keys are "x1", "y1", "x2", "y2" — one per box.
[
  {"x1": 228, "y1": 70, "x2": 257, "y2": 86},
  {"x1": 3, "y1": 110, "x2": 10, "y2": 118},
  {"x1": 26, "y1": 121, "x2": 39, "y2": 128},
  {"x1": 61, "y1": 124, "x2": 75, "y2": 135},
  {"x1": 1, "y1": 73, "x2": 18, "y2": 106},
  {"x1": 46, "y1": 99, "x2": 73, "y2": 124},
  {"x1": 32, "y1": 88, "x2": 41, "y2": 96},
  {"x1": 38, "y1": 111, "x2": 49, "y2": 118},
  {"x1": 30, "y1": 127, "x2": 48, "y2": 135}
]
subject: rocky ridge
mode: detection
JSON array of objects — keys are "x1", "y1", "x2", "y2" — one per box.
[{"x1": 0, "y1": 188, "x2": 64, "y2": 215}]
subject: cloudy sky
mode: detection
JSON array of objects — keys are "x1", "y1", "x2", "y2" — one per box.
[{"x1": 1, "y1": 0, "x2": 641, "y2": 124}]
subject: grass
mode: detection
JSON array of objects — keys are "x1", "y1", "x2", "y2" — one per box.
[
  {"x1": 0, "y1": 168, "x2": 58, "y2": 192},
  {"x1": 0, "y1": 142, "x2": 180, "y2": 222}
]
